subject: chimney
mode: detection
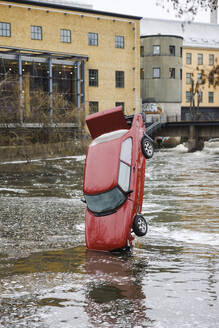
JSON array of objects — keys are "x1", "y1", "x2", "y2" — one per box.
[{"x1": 210, "y1": 0, "x2": 218, "y2": 24}]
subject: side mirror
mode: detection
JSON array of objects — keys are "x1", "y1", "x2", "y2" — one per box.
[
  {"x1": 81, "y1": 197, "x2": 86, "y2": 204},
  {"x1": 125, "y1": 190, "x2": 133, "y2": 196}
]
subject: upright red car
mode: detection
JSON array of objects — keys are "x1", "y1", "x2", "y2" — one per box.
[{"x1": 83, "y1": 106, "x2": 154, "y2": 251}]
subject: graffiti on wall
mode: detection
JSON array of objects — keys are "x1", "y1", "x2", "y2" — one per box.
[{"x1": 142, "y1": 103, "x2": 163, "y2": 114}]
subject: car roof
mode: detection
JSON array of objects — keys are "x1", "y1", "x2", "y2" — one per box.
[{"x1": 83, "y1": 131, "x2": 128, "y2": 195}]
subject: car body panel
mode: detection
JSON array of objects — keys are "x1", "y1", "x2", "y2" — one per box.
[
  {"x1": 86, "y1": 106, "x2": 129, "y2": 139},
  {"x1": 85, "y1": 201, "x2": 133, "y2": 251},
  {"x1": 83, "y1": 136, "x2": 124, "y2": 195},
  {"x1": 83, "y1": 107, "x2": 146, "y2": 251}
]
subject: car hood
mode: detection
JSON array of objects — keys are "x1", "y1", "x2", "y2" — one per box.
[{"x1": 85, "y1": 200, "x2": 133, "y2": 251}]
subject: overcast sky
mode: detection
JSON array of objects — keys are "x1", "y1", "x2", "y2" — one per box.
[{"x1": 83, "y1": 0, "x2": 213, "y2": 23}]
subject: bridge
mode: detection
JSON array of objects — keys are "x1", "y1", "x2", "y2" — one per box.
[
  {"x1": 1, "y1": 114, "x2": 219, "y2": 152},
  {"x1": 146, "y1": 115, "x2": 219, "y2": 152}
]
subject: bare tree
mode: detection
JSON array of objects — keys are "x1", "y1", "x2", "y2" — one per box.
[
  {"x1": 188, "y1": 63, "x2": 219, "y2": 120},
  {"x1": 156, "y1": 0, "x2": 218, "y2": 18},
  {"x1": 208, "y1": 64, "x2": 219, "y2": 87}
]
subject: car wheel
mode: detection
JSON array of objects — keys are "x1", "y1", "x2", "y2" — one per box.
[
  {"x1": 141, "y1": 136, "x2": 154, "y2": 159},
  {"x1": 132, "y1": 215, "x2": 148, "y2": 237}
]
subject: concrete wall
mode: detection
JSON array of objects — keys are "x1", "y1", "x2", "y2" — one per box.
[{"x1": 0, "y1": 1, "x2": 141, "y2": 115}]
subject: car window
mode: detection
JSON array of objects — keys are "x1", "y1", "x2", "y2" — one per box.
[
  {"x1": 120, "y1": 137, "x2": 132, "y2": 164},
  {"x1": 118, "y1": 162, "x2": 131, "y2": 192},
  {"x1": 85, "y1": 187, "x2": 126, "y2": 214},
  {"x1": 118, "y1": 138, "x2": 132, "y2": 192},
  {"x1": 91, "y1": 129, "x2": 129, "y2": 146}
]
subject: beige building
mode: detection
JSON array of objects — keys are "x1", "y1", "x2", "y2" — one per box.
[
  {"x1": 0, "y1": 0, "x2": 141, "y2": 124},
  {"x1": 182, "y1": 46, "x2": 219, "y2": 120},
  {"x1": 141, "y1": 18, "x2": 219, "y2": 120}
]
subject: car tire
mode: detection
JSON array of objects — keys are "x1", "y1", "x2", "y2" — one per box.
[
  {"x1": 141, "y1": 136, "x2": 154, "y2": 159},
  {"x1": 132, "y1": 215, "x2": 148, "y2": 237}
]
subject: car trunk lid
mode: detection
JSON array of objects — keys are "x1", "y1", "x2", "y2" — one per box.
[{"x1": 86, "y1": 106, "x2": 130, "y2": 139}]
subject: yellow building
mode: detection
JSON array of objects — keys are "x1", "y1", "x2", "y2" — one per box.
[
  {"x1": 182, "y1": 47, "x2": 219, "y2": 119},
  {"x1": 0, "y1": 0, "x2": 141, "y2": 124}
]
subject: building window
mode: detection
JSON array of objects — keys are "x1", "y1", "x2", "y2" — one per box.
[
  {"x1": 140, "y1": 68, "x2": 144, "y2": 80},
  {"x1": 186, "y1": 91, "x2": 191, "y2": 103},
  {"x1": 169, "y1": 45, "x2": 175, "y2": 56},
  {"x1": 52, "y1": 63, "x2": 77, "y2": 103},
  {"x1": 180, "y1": 69, "x2": 182, "y2": 80},
  {"x1": 140, "y1": 46, "x2": 144, "y2": 57},
  {"x1": 186, "y1": 53, "x2": 192, "y2": 65},
  {"x1": 198, "y1": 91, "x2": 203, "y2": 103},
  {"x1": 89, "y1": 101, "x2": 99, "y2": 113},
  {"x1": 115, "y1": 102, "x2": 125, "y2": 112},
  {"x1": 115, "y1": 71, "x2": 124, "y2": 88},
  {"x1": 180, "y1": 47, "x2": 183, "y2": 57},
  {"x1": 60, "y1": 29, "x2": 71, "y2": 43},
  {"x1": 153, "y1": 45, "x2": 160, "y2": 55},
  {"x1": 152, "y1": 67, "x2": 160, "y2": 79},
  {"x1": 88, "y1": 32, "x2": 98, "y2": 46},
  {"x1": 209, "y1": 54, "x2": 214, "y2": 66},
  {"x1": 31, "y1": 25, "x2": 42, "y2": 40},
  {"x1": 197, "y1": 73, "x2": 202, "y2": 84},
  {"x1": 186, "y1": 73, "x2": 192, "y2": 84},
  {"x1": 0, "y1": 58, "x2": 81, "y2": 116},
  {"x1": 89, "y1": 69, "x2": 98, "y2": 87},
  {"x1": 115, "y1": 35, "x2": 124, "y2": 48},
  {"x1": 209, "y1": 70, "x2": 214, "y2": 85},
  {"x1": 169, "y1": 68, "x2": 175, "y2": 79},
  {"x1": 0, "y1": 22, "x2": 11, "y2": 37},
  {"x1": 198, "y1": 53, "x2": 203, "y2": 65},
  {"x1": 208, "y1": 92, "x2": 214, "y2": 103}
]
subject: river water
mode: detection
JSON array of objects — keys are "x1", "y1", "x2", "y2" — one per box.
[{"x1": 0, "y1": 143, "x2": 218, "y2": 328}]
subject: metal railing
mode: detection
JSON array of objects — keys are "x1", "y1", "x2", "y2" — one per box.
[{"x1": 146, "y1": 113, "x2": 219, "y2": 124}]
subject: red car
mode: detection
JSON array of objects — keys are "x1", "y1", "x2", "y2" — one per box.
[{"x1": 83, "y1": 106, "x2": 154, "y2": 252}]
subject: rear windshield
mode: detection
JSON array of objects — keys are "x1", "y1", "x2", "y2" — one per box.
[
  {"x1": 91, "y1": 129, "x2": 128, "y2": 146},
  {"x1": 85, "y1": 187, "x2": 126, "y2": 215}
]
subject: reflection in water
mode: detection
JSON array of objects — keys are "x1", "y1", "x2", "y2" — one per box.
[
  {"x1": 85, "y1": 250, "x2": 153, "y2": 327},
  {"x1": 206, "y1": 256, "x2": 218, "y2": 306},
  {"x1": 0, "y1": 246, "x2": 153, "y2": 328},
  {"x1": 0, "y1": 246, "x2": 85, "y2": 277},
  {"x1": 37, "y1": 297, "x2": 70, "y2": 307}
]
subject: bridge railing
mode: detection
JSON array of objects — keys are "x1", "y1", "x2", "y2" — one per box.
[
  {"x1": 146, "y1": 113, "x2": 219, "y2": 124},
  {"x1": 146, "y1": 115, "x2": 181, "y2": 124}
]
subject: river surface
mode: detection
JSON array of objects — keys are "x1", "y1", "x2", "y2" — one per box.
[{"x1": 0, "y1": 143, "x2": 219, "y2": 328}]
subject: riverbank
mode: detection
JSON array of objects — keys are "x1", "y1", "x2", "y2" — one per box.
[
  {"x1": 0, "y1": 136, "x2": 181, "y2": 163},
  {"x1": 0, "y1": 139, "x2": 90, "y2": 164}
]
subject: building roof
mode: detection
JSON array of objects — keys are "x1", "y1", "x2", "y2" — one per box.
[
  {"x1": 141, "y1": 18, "x2": 219, "y2": 49},
  {"x1": 32, "y1": 0, "x2": 93, "y2": 9},
  {"x1": 2, "y1": 0, "x2": 142, "y2": 20},
  {"x1": 0, "y1": 45, "x2": 89, "y2": 61}
]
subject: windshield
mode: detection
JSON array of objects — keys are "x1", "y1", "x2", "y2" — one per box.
[{"x1": 84, "y1": 187, "x2": 126, "y2": 215}]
